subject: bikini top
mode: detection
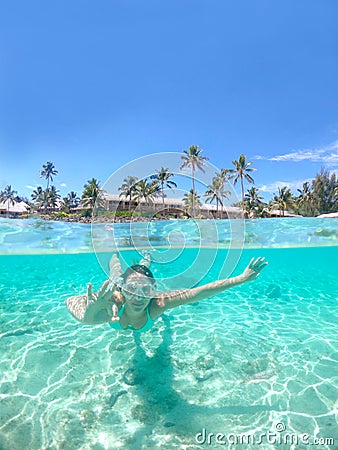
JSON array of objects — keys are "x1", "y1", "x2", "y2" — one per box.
[{"x1": 108, "y1": 303, "x2": 155, "y2": 333}]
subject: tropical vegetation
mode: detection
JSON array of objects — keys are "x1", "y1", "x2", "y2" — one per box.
[
  {"x1": 81, "y1": 178, "x2": 105, "y2": 213},
  {"x1": 133, "y1": 179, "x2": 159, "y2": 208},
  {"x1": 118, "y1": 176, "x2": 139, "y2": 210},
  {"x1": 0, "y1": 185, "x2": 19, "y2": 215},
  {"x1": 204, "y1": 175, "x2": 230, "y2": 218},
  {"x1": 150, "y1": 167, "x2": 177, "y2": 209},
  {"x1": 183, "y1": 189, "x2": 202, "y2": 217},
  {"x1": 2, "y1": 151, "x2": 338, "y2": 219},
  {"x1": 180, "y1": 145, "x2": 208, "y2": 216},
  {"x1": 228, "y1": 154, "x2": 255, "y2": 202}
]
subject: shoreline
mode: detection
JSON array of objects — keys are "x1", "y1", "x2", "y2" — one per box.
[
  {"x1": 0, "y1": 213, "x2": 245, "y2": 223},
  {"x1": 0, "y1": 211, "x2": 337, "y2": 223}
]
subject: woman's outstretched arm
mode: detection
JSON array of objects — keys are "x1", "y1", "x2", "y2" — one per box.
[{"x1": 154, "y1": 257, "x2": 268, "y2": 313}]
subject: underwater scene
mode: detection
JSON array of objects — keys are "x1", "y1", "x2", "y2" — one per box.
[{"x1": 0, "y1": 218, "x2": 337, "y2": 449}]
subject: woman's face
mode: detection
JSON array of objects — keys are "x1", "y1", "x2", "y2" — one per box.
[{"x1": 121, "y1": 273, "x2": 156, "y2": 306}]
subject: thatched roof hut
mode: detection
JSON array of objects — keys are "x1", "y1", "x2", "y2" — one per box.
[{"x1": 0, "y1": 199, "x2": 30, "y2": 215}]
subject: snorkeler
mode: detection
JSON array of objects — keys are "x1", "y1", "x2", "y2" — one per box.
[{"x1": 65, "y1": 254, "x2": 268, "y2": 332}]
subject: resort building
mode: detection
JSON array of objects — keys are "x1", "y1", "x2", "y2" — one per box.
[
  {"x1": 267, "y1": 209, "x2": 302, "y2": 218},
  {"x1": 102, "y1": 193, "x2": 244, "y2": 218},
  {"x1": 0, "y1": 199, "x2": 30, "y2": 216}
]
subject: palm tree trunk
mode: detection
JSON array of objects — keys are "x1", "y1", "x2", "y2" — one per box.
[
  {"x1": 192, "y1": 167, "x2": 195, "y2": 217},
  {"x1": 162, "y1": 182, "x2": 165, "y2": 210},
  {"x1": 241, "y1": 178, "x2": 244, "y2": 202}
]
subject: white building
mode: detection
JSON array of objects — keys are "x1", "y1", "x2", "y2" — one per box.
[
  {"x1": 0, "y1": 199, "x2": 30, "y2": 216},
  {"x1": 102, "y1": 193, "x2": 244, "y2": 218}
]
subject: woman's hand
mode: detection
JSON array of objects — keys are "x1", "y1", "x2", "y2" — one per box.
[
  {"x1": 240, "y1": 257, "x2": 268, "y2": 283},
  {"x1": 86, "y1": 280, "x2": 121, "y2": 323},
  {"x1": 87, "y1": 280, "x2": 115, "y2": 305}
]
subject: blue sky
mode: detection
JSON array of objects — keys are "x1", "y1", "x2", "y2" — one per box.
[{"x1": 1, "y1": 0, "x2": 338, "y2": 202}]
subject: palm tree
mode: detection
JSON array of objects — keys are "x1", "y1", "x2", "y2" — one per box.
[
  {"x1": 47, "y1": 186, "x2": 61, "y2": 211},
  {"x1": 66, "y1": 191, "x2": 80, "y2": 210},
  {"x1": 180, "y1": 145, "x2": 209, "y2": 216},
  {"x1": 40, "y1": 162, "x2": 58, "y2": 190},
  {"x1": 31, "y1": 186, "x2": 46, "y2": 212},
  {"x1": 243, "y1": 187, "x2": 265, "y2": 218},
  {"x1": 1, "y1": 185, "x2": 18, "y2": 215},
  {"x1": 81, "y1": 178, "x2": 105, "y2": 213},
  {"x1": 134, "y1": 179, "x2": 158, "y2": 208},
  {"x1": 150, "y1": 167, "x2": 177, "y2": 209},
  {"x1": 296, "y1": 182, "x2": 313, "y2": 216},
  {"x1": 118, "y1": 176, "x2": 139, "y2": 210},
  {"x1": 271, "y1": 187, "x2": 294, "y2": 217},
  {"x1": 204, "y1": 175, "x2": 230, "y2": 218},
  {"x1": 228, "y1": 154, "x2": 255, "y2": 202},
  {"x1": 216, "y1": 168, "x2": 231, "y2": 183},
  {"x1": 180, "y1": 145, "x2": 209, "y2": 191},
  {"x1": 183, "y1": 189, "x2": 202, "y2": 217},
  {"x1": 244, "y1": 187, "x2": 264, "y2": 205},
  {"x1": 40, "y1": 162, "x2": 58, "y2": 213},
  {"x1": 214, "y1": 169, "x2": 232, "y2": 217}
]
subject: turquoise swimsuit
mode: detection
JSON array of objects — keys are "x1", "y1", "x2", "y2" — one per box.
[{"x1": 109, "y1": 304, "x2": 155, "y2": 333}]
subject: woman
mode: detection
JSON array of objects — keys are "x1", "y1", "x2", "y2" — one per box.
[{"x1": 65, "y1": 254, "x2": 267, "y2": 332}]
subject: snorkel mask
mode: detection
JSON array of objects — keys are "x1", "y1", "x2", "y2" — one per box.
[
  {"x1": 119, "y1": 264, "x2": 156, "y2": 301},
  {"x1": 122, "y1": 278, "x2": 155, "y2": 300}
]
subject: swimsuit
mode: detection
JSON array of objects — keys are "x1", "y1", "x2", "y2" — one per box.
[{"x1": 109, "y1": 304, "x2": 155, "y2": 333}]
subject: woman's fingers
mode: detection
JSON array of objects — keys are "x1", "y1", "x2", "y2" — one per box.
[
  {"x1": 87, "y1": 283, "x2": 93, "y2": 299},
  {"x1": 98, "y1": 280, "x2": 110, "y2": 298},
  {"x1": 248, "y1": 257, "x2": 268, "y2": 274},
  {"x1": 253, "y1": 257, "x2": 268, "y2": 272}
]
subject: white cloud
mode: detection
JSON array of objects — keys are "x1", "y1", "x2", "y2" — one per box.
[
  {"x1": 60, "y1": 183, "x2": 67, "y2": 187},
  {"x1": 258, "y1": 178, "x2": 312, "y2": 193},
  {"x1": 25, "y1": 185, "x2": 35, "y2": 190},
  {"x1": 255, "y1": 140, "x2": 338, "y2": 166}
]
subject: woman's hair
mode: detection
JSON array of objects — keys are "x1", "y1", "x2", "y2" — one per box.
[{"x1": 121, "y1": 264, "x2": 155, "y2": 284}]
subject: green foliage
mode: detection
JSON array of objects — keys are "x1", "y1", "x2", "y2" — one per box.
[
  {"x1": 228, "y1": 154, "x2": 255, "y2": 202},
  {"x1": 0, "y1": 185, "x2": 18, "y2": 209},
  {"x1": 204, "y1": 173, "x2": 231, "y2": 218},
  {"x1": 293, "y1": 169, "x2": 338, "y2": 216},
  {"x1": 180, "y1": 145, "x2": 209, "y2": 195},
  {"x1": 242, "y1": 187, "x2": 267, "y2": 218},
  {"x1": 270, "y1": 187, "x2": 295, "y2": 216},
  {"x1": 40, "y1": 162, "x2": 58, "y2": 189},
  {"x1": 133, "y1": 178, "x2": 159, "y2": 205},
  {"x1": 183, "y1": 189, "x2": 202, "y2": 217},
  {"x1": 81, "y1": 209, "x2": 93, "y2": 218},
  {"x1": 50, "y1": 211, "x2": 71, "y2": 219},
  {"x1": 118, "y1": 176, "x2": 139, "y2": 210},
  {"x1": 310, "y1": 168, "x2": 337, "y2": 215},
  {"x1": 81, "y1": 178, "x2": 105, "y2": 210},
  {"x1": 150, "y1": 167, "x2": 177, "y2": 207}
]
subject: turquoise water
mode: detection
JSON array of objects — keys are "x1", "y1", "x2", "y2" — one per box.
[
  {"x1": 1, "y1": 217, "x2": 338, "y2": 254},
  {"x1": 0, "y1": 219, "x2": 338, "y2": 449}
]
